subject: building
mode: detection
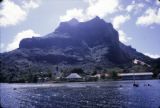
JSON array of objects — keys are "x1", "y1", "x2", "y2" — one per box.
[
  {"x1": 66, "y1": 73, "x2": 83, "y2": 82},
  {"x1": 118, "y1": 72, "x2": 153, "y2": 80},
  {"x1": 93, "y1": 73, "x2": 109, "y2": 79}
]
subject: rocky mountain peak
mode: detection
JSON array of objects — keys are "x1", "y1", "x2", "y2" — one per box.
[
  {"x1": 0, "y1": 16, "x2": 157, "y2": 83},
  {"x1": 67, "y1": 18, "x2": 79, "y2": 26},
  {"x1": 1, "y1": 16, "x2": 153, "y2": 74}
]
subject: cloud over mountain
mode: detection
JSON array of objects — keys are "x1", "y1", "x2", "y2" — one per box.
[
  {"x1": 60, "y1": 0, "x2": 119, "y2": 22},
  {"x1": 0, "y1": 0, "x2": 41, "y2": 27},
  {"x1": 112, "y1": 15, "x2": 130, "y2": 29},
  {"x1": 112, "y1": 15, "x2": 131, "y2": 43},
  {"x1": 6, "y1": 29, "x2": 40, "y2": 51},
  {"x1": 144, "y1": 53, "x2": 160, "y2": 59}
]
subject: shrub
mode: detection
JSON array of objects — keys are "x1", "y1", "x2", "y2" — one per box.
[
  {"x1": 109, "y1": 71, "x2": 118, "y2": 80},
  {"x1": 100, "y1": 73, "x2": 106, "y2": 79}
]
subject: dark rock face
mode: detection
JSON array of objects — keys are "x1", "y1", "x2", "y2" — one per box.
[
  {"x1": 18, "y1": 16, "x2": 135, "y2": 65},
  {"x1": 55, "y1": 16, "x2": 119, "y2": 47},
  {"x1": 1, "y1": 16, "x2": 153, "y2": 75}
]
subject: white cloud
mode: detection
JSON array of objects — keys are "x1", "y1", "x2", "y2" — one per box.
[
  {"x1": 144, "y1": 53, "x2": 160, "y2": 59},
  {"x1": 112, "y1": 15, "x2": 131, "y2": 43},
  {"x1": 156, "y1": 0, "x2": 160, "y2": 5},
  {"x1": 0, "y1": 0, "x2": 27, "y2": 27},
  {"x1": 0, "y1": 43, "x2": 4, "y2": 49},
  {"x1": 60, "y1": 0, "x2": 119, "y2": 22},
  {"x1": 126, "y1": 2, "x2": 144, "y2": 12},
  {"x1": 22, "y1": 0, "x2": 41, "y2": 10},
  {"x1": 112, "y1": 15, "x2": 130, "y2": 29},
  {"x1": 145, "y1": 0, "x2": 150, "y2": 2},
  {"x1": 0, "y1": 43, "x2": 5, "y2": 53},
  {"x1": 126, "y1": 5, "x2": 134, "y2": 12},
  {"x1": 86, "y1": 0, "x2": 119, "y2": 18},
  {"x1": 60, "y1": 0, "x2": 132, "y2": 44},
  {"x1": 6, "y1": 29, "x2": 40, "y2": 51},
  {"x1": 145, "y1": 0, "x2": 160, "y2": 6},
  {"x1": 0, "y1": 0, "x2": 41, "y2": 27},
  {"x1": 118, "y1": 30, "x2": 132, "y2": 43},
  {"x1": 136, "y1": 8, "x2": 160, "y2": 26},
  {"x1": 60, "y1": 8, "x2": 85, "y2": 22}
]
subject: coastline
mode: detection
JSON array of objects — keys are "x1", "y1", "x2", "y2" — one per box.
[{"x1": 1, "y1": 79, "x2": 159, "y2": 84}]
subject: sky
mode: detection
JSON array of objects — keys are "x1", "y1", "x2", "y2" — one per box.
[{"x1": 0, "y1": 0, "x2": 160, "y2": 58}]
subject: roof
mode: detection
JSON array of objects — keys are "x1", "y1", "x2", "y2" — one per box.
[
  {"x1": 118, "y1": 72, "x2": 153, "y2": 76},
  {"x1": 94, "y1": 74, "x2": 109, "y2": 77},
  {"x1": 133, "y1": 59, "x2": 151, "y2": 67},
  {"x1": 94, "y1": 74, "x2": 101, "y2": 77},
  {"x1": 66, "y1": 73, "x2": 82, "y2": 79}
]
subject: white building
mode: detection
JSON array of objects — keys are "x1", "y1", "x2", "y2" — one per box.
[
  {"x1": 118, "y1": 72, "x2": 153, "y2": 80},
  {"x1": 66, "y1": 73, "x2": 82, "y2": 81}
]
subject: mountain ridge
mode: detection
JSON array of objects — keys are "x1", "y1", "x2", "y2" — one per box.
[{"x1": 0, "y1": 16, "x2": 156, "y2": 82}]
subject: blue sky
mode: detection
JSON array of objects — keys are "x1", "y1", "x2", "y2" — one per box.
[{"x1": 0, "y1": 0, "x2": 160, "y2": 58}]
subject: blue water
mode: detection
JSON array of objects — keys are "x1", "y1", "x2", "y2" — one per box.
[{"x1": 0, "y1": 80, "x2": 160, "y2": 108}]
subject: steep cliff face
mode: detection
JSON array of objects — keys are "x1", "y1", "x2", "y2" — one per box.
[
  {"x1": 18, "y1": 16, "x2": 133, "y2": 65},
  {"x1": 1, "y1": 16, "x2": 153, "y2": 77},
  {"x1": 20, "y1": 17, "x2": 118, "y2": 49},
  {"x1": 54, "y1": 16, "x2": 119, "y2": 47}
]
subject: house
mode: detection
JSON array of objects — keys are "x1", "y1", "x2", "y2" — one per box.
[
  {"x1": 133, "y1": 59, "x2": 151, "y2": 67},
  {"x1": 85, "y1": 75, "x2": 98, "y2": 81},
  {"x1": 93, "y1": 74, "x2": 101, "y2": 79},
  {"x1": 66, "y1": 73, "x2": 83, "y2": 82},
  {"x1": 44, "y1": 77, "x2": 50, "y2": 81},
  {"x1": 118, "y1": 72, "x2": 153, "y2": 80},
  {"x1": 37, "y1": 77, "x2": 43, "y2": 82},
  {"x1": 91, "y1": 73, "x2": 109, "y2": 80}
]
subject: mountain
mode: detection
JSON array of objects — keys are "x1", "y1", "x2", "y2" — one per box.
[{"x1": 0, "y1": 16, "x2": 154, "y2": 82}]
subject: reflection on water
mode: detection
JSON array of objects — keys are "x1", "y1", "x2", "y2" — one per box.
[{"x1": 0, "y1": 80, "x2": 160, "y2": 108}]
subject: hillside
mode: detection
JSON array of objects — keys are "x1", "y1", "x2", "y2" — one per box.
[{"x1": 0, "y1": 16, "x2": 155, "y2": 82}]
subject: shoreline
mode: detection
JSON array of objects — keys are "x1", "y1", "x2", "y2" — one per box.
[{"x1": 0, "y1": 79, "x2": 159, "y2": 84}]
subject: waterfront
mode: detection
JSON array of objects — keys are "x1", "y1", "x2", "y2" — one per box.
[{"x1": 0, "y1": 80, "x2": 160, "y2": 108}]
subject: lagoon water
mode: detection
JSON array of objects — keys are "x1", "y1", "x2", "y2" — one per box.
[{"x1": 0, "y1": 80, "x2": 160, "y2": 108}]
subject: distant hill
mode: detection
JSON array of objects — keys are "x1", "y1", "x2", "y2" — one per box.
[{"x1": 0, "y1": 16, "x2": 156, "y2": 82}]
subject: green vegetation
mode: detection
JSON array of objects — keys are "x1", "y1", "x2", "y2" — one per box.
[
  {"x1": 108, "y1": 71, "x2": 118, "y2": 80},
  {"x1": 152, "y1": 64, "x2": 160, "y2": 78},
  {"x1": 91, "y1": 70, "x2": 97, "y2": 76},
  {"x1": 100, "y1": 73, "x2": 106, "y2": 79},
  {"x1": 70, "y1": 68, "x2": 85, "y2": 75},
  {"x1": 0, "y1": 63, "x2": 54, "y2": 83},
  {"x1": 1, "y1": 61, "x2": 159, "y2": 83}
]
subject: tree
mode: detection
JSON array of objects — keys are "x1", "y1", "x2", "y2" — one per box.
[
  {"x1": 152, "y1": 64, "x2": 160, "y2": 78},
  {"x1": 70, "y1": 68, "x2": 85, "y2": 75},
  {"x1": 95, "y1": 66, "x2": 102, "y2": 71},
  {"x1": 44, "y1": 69, "x2": 52, "y2": 78},
  {"x1": 56, "y1": 66, "x2": 59, "y2": 72},
  {"x1": 109, "y1": 71, "x2": 118, "y2": 80},
  {"x1": 91, "y1": 70, "x2": 97, "y2": 75},
  {"x1": 123, "y1": 69, "x2": 129, "y2": 73},
  {"x1": 100, "y1": 73, "x2": 106, "y2": 79}
]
